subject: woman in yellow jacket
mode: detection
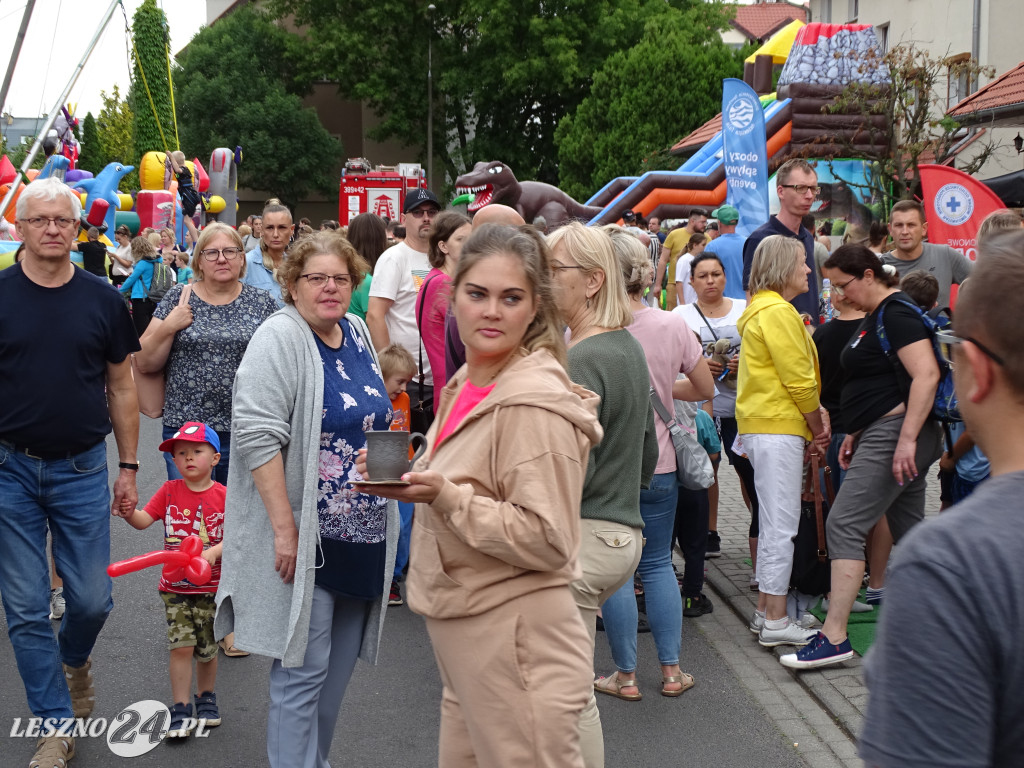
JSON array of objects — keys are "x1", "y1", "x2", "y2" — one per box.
[{"x1": 737, "y1": 235, "x2": 830, "y2": 647}]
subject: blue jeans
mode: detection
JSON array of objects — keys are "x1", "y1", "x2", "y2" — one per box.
[
  {"x1": 161, "y1": 421, "x2": 232, "y2": 484},
  {"x1": 0, "y1": 441, "x2": 114, "y2": 719},
  {"x1": 601, "y1": 472, "x2": 682, "y2": 670},
  {"x1": 394, "y1": 502, "x2": 414, "y2": 580}
]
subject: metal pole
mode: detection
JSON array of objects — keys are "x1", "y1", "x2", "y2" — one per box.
[
  {"x1": 0, "y1": 0, "x2": 121, "y2": 221},
  {"x1": 0, "y1": 0, "x2": 38, "y2": 117},
  {"x1": 427, "y1": 4, "x2": 435, "y2": 194}
]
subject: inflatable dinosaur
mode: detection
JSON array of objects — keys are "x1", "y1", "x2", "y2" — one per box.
[{"x1": 455, "y1": 161, "x2": 603, "y2": 227}]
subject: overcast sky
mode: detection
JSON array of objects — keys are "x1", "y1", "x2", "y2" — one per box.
[{"x1": 1, "y1": 0, "x2": 205, "y2": 121}]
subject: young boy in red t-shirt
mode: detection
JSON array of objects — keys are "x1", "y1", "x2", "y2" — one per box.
[
  {"x1": 121, "y1": 422, "x2": 225, "y2": 738},
  {"x1": 378, "y1": 344, "x2": 417, "y2": 606}
]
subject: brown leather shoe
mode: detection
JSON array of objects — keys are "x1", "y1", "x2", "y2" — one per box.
[{"x1": 62, "y1": 658, "x2": 94, "y2": 719}]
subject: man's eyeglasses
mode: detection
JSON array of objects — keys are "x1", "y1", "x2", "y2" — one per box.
[
  {"x1": 407, "y1": 208, "x2": 440, "y2": 219},
  {"x1": 199, "y1": 247, "x2": 245, "y2": 261},
  {"x1": 779, "y1": 184, "x2": 821, "y2": 196},
  {"x1": 936, "y1": 330, "x2": 1005, "y2": 366},
  {"x1": 300, "y1": 273, "x2": 353, "y2": 288},
  {"x1": 19, "y1": 216, "x2": 77, "y2": 230}
]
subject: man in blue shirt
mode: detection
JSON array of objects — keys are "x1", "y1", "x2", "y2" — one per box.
[{"x1": 704, "y1": 204, "x2": 745, "y2": 300}]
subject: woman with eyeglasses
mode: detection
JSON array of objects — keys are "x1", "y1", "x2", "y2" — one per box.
[
  {"x1": 780, "y1": 244, "x2": 943, "y2": 670},
  {"x1": 217, "y1": 232, "x2": 399, "y2": 768},
  {"x1": 134, "y1": 223, "x2": 278, "y2": 483}
]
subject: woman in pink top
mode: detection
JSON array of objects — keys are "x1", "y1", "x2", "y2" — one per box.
[
  {"x1": 416, "y1": 211, "x2": 471, "y2": 409},
  {"x1": 593, "y1": 227, "x2": 712, "y2": 703}
]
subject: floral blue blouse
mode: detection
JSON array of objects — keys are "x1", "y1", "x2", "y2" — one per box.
[{"x1": 314, "y1": 318, "x2": 393, "y2": 598}]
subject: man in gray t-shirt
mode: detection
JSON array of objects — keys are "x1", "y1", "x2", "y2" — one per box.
[
  {"x1": 860, "y1": 231, "x2": 1024, "y2": 767},
  {"x1": 881, "y1": 201, "x2": 973, "y2": 307}
]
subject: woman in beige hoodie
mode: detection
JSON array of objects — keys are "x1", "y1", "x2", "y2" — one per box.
[{"x1": 356, "y1": 224, "x2": 602, "y2": 768}]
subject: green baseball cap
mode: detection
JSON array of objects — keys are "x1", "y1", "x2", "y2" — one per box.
[{"x1": 711, "y1": 204, "x2": 739, "y2": 224}]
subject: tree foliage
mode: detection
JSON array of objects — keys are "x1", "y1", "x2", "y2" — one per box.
[
  {"x1": 129, "y1": 0, "x2": 175, "y2": 160},
  {"x1": 77, "y1": 112, "x2": 106, "y2": 175},
  {"x1": 556, "y1": 4, "x2": 744, "y2": 201},
  {"x1": 96, "y1": 86, "x2": 139, "y2": 190},
  {"x1": 273, "y1": 0, "x2": 692, "y2": 191},
  {"x1": 175, "y1": 6, "x2": 342, "y2": 210},
  {"x1": 823, "y1": 44, "x2": 996, "y2": 210}
]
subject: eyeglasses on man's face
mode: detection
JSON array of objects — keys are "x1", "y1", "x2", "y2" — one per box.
[
  {"x1": 407, "y1": 207, "x2": 440, "y2": 219},
  {"x1": 19, "y1": 216, "x2": 77, "y2": 230},
  {"x1": 779, "y1": 184, "x2": 821, "y2": 196},
  {"x1": 300, "y1": 273, "x2": 353, "y2": 288},
  {"x1": 199, "y1": 247, "x2": 245, "y2": 261},
  {"x1": 936, "y1": 330, "x2": 1005, "y2": 367}
]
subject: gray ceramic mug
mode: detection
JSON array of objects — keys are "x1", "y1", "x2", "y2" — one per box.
[{"x1": 364, "y1": 431, "x2": 428, "y2": 481}]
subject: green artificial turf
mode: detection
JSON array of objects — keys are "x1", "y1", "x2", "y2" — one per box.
[{"x1": 810, "y1": 589, "x2": 879, "y2": 657}]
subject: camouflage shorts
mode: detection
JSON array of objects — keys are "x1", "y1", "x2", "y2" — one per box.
[{"x1": 159, "y1": 591, "x2": 217, "y2": 662}]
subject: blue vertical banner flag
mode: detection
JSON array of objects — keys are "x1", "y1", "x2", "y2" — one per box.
[{"x1": 721, "y1": 78, "x2": 769, "y2": 238}]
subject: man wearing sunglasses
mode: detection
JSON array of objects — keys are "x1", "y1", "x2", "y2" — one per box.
[
  {"x1": 742, "y1": 158, "x2": 820, "y2": 323},
  {"x1": 860, "y1": 230, "x2": 1024, "y2": 767},
  {"x1": 367, "y1": 189, "x2": 441, "y2": 431}
]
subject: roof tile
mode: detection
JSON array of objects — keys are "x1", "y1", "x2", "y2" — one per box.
[
  {"x1": 732, "y1": 2, "x2": 808, "y2": 42},
  {"x1": 948, "y1": 61, "x2": 1024, "y2": 117}
]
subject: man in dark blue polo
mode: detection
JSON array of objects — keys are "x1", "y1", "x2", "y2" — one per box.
[{"x1": 742, "y1": 159, "x2": 820, "y2": 322}]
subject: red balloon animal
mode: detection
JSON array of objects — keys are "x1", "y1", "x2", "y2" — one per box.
[{"x1": 107, "y1": 534, "x2": 212, "y2": 585}]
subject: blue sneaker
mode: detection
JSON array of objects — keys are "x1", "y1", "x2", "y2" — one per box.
[{"x1": 779, "y1": 631, "x2": 854, "y2": 669}]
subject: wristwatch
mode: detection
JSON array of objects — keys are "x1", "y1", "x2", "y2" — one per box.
[{"x1": 118, "y1": 461, "x2": 140, "y2": 471}]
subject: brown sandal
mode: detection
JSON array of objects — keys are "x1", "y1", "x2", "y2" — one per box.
[
  {"x1": 661, "y1": 672, "x2": 696, "y2": 697},
  {"x1": 218, "y1": 635, "x2": 250, "y2": 657},
  {"x1": 594, "y1": 673, "x2": 642, "y2": 701},
  {"x1": 30, "y1": 735, "x2": 74, "y2": 768}
]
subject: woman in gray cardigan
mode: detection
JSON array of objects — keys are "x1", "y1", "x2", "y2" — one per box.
[{"x1": 216, "y1": 232, "x2": 399, "y2": 768}]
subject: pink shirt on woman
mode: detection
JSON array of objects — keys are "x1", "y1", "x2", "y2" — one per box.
[
  {"x1": 415, "y1": 268, "x2": 451, "y2": 409},
  {"x1": 627, "y1": 306, "x2": 704, "y2": 474}
]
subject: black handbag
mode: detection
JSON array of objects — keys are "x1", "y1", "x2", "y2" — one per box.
[{"x1": 790, "y1": 452, "x2": 835, "y2": 597}]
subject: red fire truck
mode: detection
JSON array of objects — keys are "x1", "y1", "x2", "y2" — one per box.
[{"x1": 338, "y1": 158, "x2": 428, "y2": 225}]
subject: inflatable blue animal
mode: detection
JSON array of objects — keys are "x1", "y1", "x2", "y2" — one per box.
[{"x1": 70, "y1": 162, "x2": 134, "y2": 237}]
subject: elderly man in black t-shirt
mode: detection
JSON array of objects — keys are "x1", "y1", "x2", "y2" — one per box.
[{"x1": 0, "y1": 177, "x2": 141, "y2": 767}]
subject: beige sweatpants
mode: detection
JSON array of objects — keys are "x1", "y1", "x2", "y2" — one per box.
[{"x1": 425, "y1": 586, "x2": 592, "y2": 768}]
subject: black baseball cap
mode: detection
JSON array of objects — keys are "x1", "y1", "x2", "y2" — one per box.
[{"x1": 403, "y1": 188, "x2": 441, "y2": 213}]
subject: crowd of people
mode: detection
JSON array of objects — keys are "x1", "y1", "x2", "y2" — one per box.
[{"x1": 1, "y1": 165, "x2": 1023, "y2": 768}]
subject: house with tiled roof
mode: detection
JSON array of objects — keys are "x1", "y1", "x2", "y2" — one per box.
[
  {"x1": 806, "y1": 0, "x2": 1021, "y2": 179},
  {"x1": 722, "y1": 1, "x2": 808, "y2": 49}
]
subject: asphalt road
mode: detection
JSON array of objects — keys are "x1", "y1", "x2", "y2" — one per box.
[{"x1": 0, "y1": 416, "x2": 809, "y2": 767}]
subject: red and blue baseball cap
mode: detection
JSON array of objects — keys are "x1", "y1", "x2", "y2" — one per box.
[{"x1": 158, "y1": 422, "x2": 221, "y2": 454}]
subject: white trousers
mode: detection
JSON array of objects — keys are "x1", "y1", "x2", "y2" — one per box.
[{"x1": 742, "y1": 433, "x2": 806, "y2": 596}]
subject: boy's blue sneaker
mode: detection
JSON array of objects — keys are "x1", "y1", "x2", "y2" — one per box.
[
  {"x1": 166, "y1": 702, "x2": 194, "y2": 738},
  {"x1": 779, "y1": 632, "x2": 854, "y2": 669},
  {"x1": 194, "y1": 691, "x2": 222, "y2": 727}
]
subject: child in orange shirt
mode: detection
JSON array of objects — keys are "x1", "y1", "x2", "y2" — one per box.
[{"x1": 378, "y1": 344, "x2": 418, "y2": 606}]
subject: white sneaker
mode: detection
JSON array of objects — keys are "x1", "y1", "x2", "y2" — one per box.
[
  {"x1": 49, "y1": 587, "x2": 65, "y2": 620},
  {"x1": 796, "y1": 612, "x2": 820, "y2": 630},
  {"x1": 748, "y1": 610, "x2": 765, "y2": 634},
  {"x1": 758, "y1": 621, "x2": 818, "y2": 647}
]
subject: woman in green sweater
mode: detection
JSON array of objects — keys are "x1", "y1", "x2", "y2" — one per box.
[{"x1": 547, "y1": 222, "x2": 658, "y2": 768}]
